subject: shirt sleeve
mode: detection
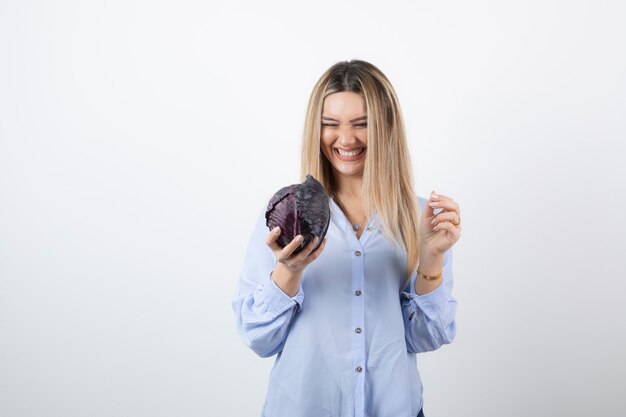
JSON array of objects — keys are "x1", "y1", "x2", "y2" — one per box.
[
  {"x1": 400, "y1": 245, "x2": 458, "y2": 354},
  {"x1": 231, "y1": 206, "x2": 304, "y2": 358}
]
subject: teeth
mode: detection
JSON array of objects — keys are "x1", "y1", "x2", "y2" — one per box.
[{"x1": 337, "y1": 148, "x2": 363, "y2": 157}]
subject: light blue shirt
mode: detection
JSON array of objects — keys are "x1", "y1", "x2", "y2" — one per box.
[{"x1": 232, "y1": 195, "x2": 457, "y2": 417}]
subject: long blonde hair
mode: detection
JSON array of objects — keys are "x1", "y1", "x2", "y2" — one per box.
[{"x1": 300, "y1": 60, "x2": 421, "y2": 284}]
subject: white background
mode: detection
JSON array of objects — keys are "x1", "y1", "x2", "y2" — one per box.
[{"x1": 1, "y1": 1, "x2": 625, "y2": 416}]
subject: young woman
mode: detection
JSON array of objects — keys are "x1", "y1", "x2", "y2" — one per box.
[{"x1": 232, "y1": 60, "x2": 462, "y2": 417}]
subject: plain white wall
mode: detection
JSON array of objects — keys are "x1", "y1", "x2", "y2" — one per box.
[{"x1": 1, "y1": 1, "x2": 625, "y2": 416}]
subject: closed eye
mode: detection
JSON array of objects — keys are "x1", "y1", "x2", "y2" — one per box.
[{"x1": 321, "y1": 123, "x2": 367, "y2": 128}]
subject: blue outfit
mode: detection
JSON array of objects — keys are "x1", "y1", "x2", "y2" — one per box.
[{"x1": 232, "y1": 195, "x2": 457, "y2": 417}]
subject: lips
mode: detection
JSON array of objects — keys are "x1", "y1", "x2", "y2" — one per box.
[{"x1": 334, "y1": 147, "x2": 366, "y2": 162}]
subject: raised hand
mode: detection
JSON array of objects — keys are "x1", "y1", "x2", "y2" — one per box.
[{"x1": 419, "y1": 191, "x2": 462, "y2": 256}]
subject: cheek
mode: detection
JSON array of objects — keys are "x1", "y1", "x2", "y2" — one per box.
[
  {"x1": 320, "y1": 130, "x2": 333, "y2": 146},
  {"x1": 320, "y1": 142, "x2": 333, "y2": 160},
  {"x1": 320, "y1": 132, "x2": 333, "y2": 152}
]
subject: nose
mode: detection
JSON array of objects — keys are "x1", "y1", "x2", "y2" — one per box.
[{"x1": 336, "y1": 125, "x2": 359, "y2": 146}]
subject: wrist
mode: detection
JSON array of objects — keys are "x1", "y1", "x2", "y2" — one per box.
[
  {"x1": 272, "y1": 263, "x2": 302, "y2": 297},
  {"x1": 418, "y1": 251, "x2": 443, "y2": 277},
  {"x1": 273, "y1": 262, "x2": 302, "y2": 279},
  {"x1": 414, "y1": 252, "x2": 443, "y2": 294}
]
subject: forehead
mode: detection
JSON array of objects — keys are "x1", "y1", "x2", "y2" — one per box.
[{"x1": 322, "y1": 92, "x2": 367, "y2": 117}]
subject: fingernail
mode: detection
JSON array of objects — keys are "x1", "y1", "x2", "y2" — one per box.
[
  {"x1": 429, "y1": 201, "x2": 439, "y2": 207},
  {"x1": 431, "y1": 218, "x2": 437, "y2": 225},
  {"x1": 272, "y1": 227, "x2": 280, "y2": 234},
  {"x1": 431, "y1": 190, "x2": 439, "y2": 199},
  {"x1": 296, "y1": 235, "x2": 304, "y2": 243}
]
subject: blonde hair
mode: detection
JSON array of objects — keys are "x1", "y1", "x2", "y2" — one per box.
[{"x1": 300, "y1": 60, "x2": 421, "y2": 285}]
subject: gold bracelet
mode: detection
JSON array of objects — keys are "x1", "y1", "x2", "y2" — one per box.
[{"x1": 417, "y1": 269, "x2": 442, "y2": 281}]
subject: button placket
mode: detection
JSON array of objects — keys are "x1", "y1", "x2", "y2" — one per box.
[{"x1": 350, "y1": 239, "x2": 366, "y2": 417}]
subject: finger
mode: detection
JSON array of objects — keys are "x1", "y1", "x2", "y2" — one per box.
[
  {"x1": 427, "y1": 192, "x2": 457, "y2": 215},
  {"x1": 292, "y1": 236, "x2": 321, "y2": 262},
  {"x1": 433, "y1": 220, "x2": 462, "y2": 240},
  {"x1": 305, "y1": 236, "x2": 323, "y2": 257},
  {"x1": 306, "y1": 237, "x2": 327, "y2": 262},
  {"x1": 431, "y1": 211, "x2": 461, "y2": 226},
  {"x1": 429, "y1": 191, "x2": 455, "y2": 202},
  {"x1": 425, "y1": 191, "x2": 452, "y2": 218},
  {"x1": 428, "y1": 199, "x2": 460, "y2": 218},
  {"x1": 278, "y1": 234, "x2": 305, "y2": 259},
  {"x1": 265, "y1": 227, "x2": 283, "y2": 251}
]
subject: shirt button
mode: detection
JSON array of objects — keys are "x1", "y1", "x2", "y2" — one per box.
[
  {"x1": 354, "y1": 251, "x2": 362, "y2": 256},
  {"x1": 367, "y1": 226, "x2": 373, "y2": 231},
  {"x1": 355, "y1": 366, "x2": 363, "y2": 373},
  {"x1": 355, "y1": 290, "x2": 362, "y2": 296},
  {"x1": 355, "y1": 327, "x2": 362, "y2": 334}
]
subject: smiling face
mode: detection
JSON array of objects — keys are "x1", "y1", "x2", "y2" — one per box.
[{"x1": 320, "y1": 91, "x2": 368, "y2": 181}]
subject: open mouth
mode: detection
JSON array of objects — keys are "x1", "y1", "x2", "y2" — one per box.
[{"x1": 334, "y1": 148, "x2": 366, "y2": 161}]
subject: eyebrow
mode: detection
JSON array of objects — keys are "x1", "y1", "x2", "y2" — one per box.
[{"x1": 321, "y1": 115, "x2": 368, "y2": 122}]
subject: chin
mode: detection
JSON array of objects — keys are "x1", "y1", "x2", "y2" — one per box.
[{"x1": 335, "y1": 168, "x2": 364, "y2": 178}]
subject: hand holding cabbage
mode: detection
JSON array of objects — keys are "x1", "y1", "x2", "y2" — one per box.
[{"x1": 264, "y1": 175, "x2": 330, "y2": 296}]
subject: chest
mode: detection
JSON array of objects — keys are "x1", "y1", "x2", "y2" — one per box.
[{"x1": 302, "y1": 217, "x2": 407, "y2": 298}]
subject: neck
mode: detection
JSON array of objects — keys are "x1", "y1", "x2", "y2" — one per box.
[
  {"x1": 332, "y1": 174, "x2": 367, "y2": 233},
  {"x1": 333, "y1": 174, "x2": 363, "y2": 200}
]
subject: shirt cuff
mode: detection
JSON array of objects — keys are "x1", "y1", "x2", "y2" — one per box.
[
  {"x1": 403, "y1": 271, "x2": 447, "y2": 320},
  {"x1": 266, "y1": 272, "x2": 304, "y2": 311}
]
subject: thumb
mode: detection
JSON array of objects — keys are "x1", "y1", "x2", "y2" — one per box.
[{"x1": 423, "y1": 190, "x2": 439, "y2": 218}]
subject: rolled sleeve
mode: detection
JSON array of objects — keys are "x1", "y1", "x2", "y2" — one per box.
[
  {"x1": 268, "y1": 273, "x2": 304, "y2": 310},
  {"x1": 403, "y1": 271, "x2": 448, "y2": 322},
  {"x1": 401, "y1": 247, "x2": 458, "y2": 353},
  {"x1": 232, "y1": 206, "x2": 305, "y2": 357}
]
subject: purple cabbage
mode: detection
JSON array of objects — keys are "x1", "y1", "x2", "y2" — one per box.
[{"x1": 265, "y1": 175, "x2": 330, "y2": 255}]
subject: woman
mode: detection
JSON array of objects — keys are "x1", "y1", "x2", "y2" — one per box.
[{"x1": 232, "y1": 60, "x2": 462, "y2": 417}]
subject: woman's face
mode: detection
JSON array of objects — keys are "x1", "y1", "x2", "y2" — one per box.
[{"x1": 320, "y1": 91, "x2": 368, "y2": 180}]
